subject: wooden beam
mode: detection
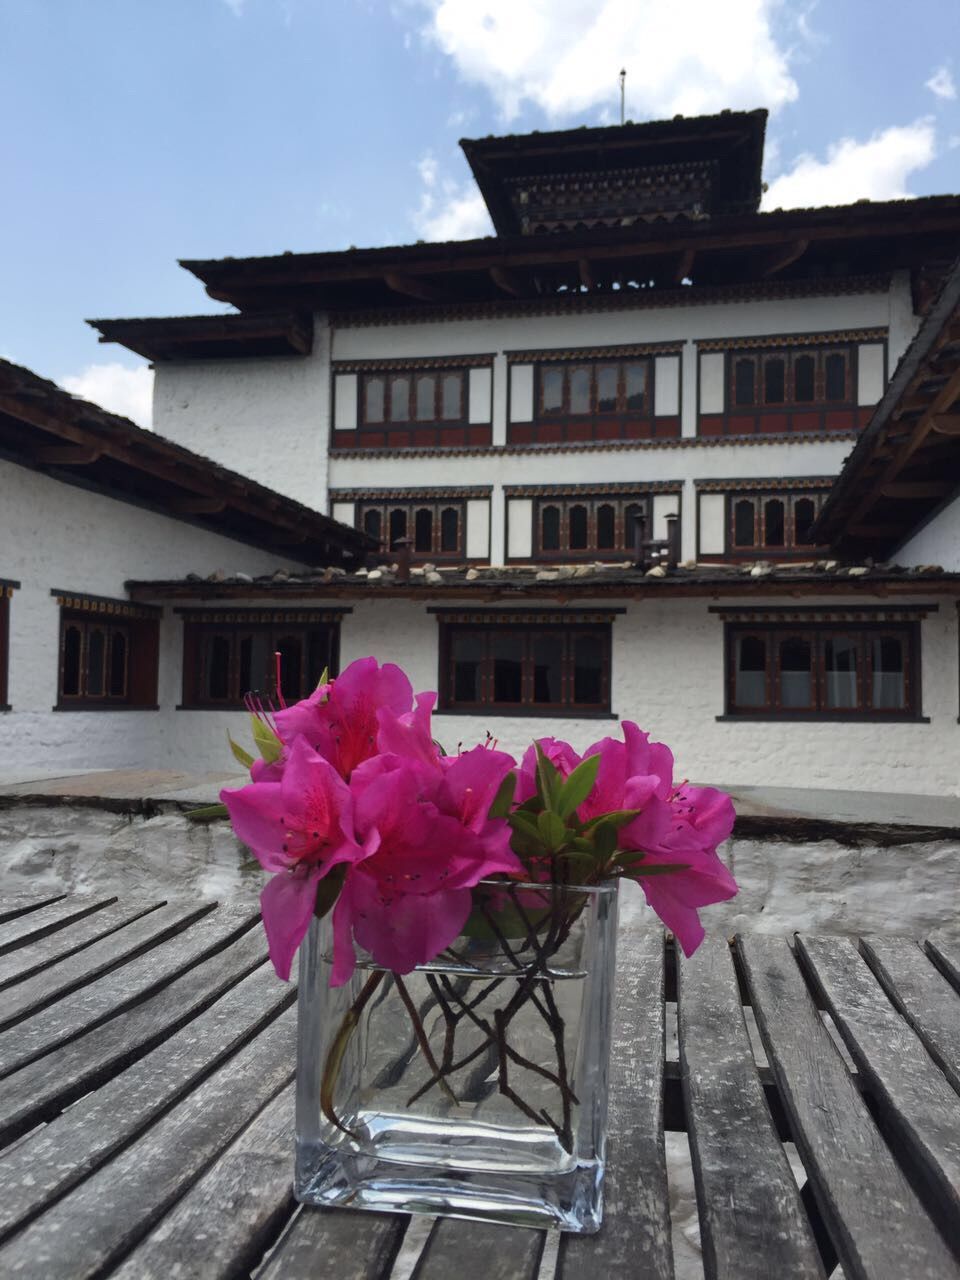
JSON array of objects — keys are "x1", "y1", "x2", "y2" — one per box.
[
  {"x1": 759, "y1": 239, "x2": 809, "y2": 278},
  {"x1": 383, "y1": 272, "x2": 446, "y2": 303},
  {"x1": 674, "y1": 248, "x2": 695, "y2": 284},
  {"x1": 930, "y1": 413, "x2": 960, "y2": 436},
  {"x1": 846, "y1": 524, "x2": 904, "y2": 538},
  {"x1": 35, "y1": 445, "x2": 102, "y2": 465},
  {"x1": 172, "y1": 496, "x2": 228, "y2": 515},
  {"x1": 879, "y1": 481, "x2": 952, "y2": 499},
  {"x1": 489, "y1": 265, "x2": 525, "y2": 297},
  {"x1": 578, "y1": 258, "x2": 596, "y2": 290}
]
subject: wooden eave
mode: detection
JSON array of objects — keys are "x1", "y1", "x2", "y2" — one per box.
[
  {"x1": 178, "y1": 197, "x2": 960, "y2": 313},
  {"x1": 0, "y1": 359, "x2": 372, "y2": 568},
  {"x1": 814, "y1": 257, "x2": 960, "y2": 558},
  {"x1": 89, "y1": 312, "x2": 313, "y2": 362}
]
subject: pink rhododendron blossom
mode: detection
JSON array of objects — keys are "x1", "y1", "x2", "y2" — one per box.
[
  {"x1": 273, "y1": 657, "x2": 413, "y2": 779},
  {"x1": 375, "y1": 691, "x2": 441, "y2": 769},
  {"x1": 220, "y1": 737, "x2": 368, "y2": 980},
  {"x1": 514, "y1": 737, "x2": 583, "y2": 803}
]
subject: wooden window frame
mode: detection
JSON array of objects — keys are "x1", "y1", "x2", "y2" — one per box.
[
  {"x1": 725, "y1": 489, "x2": 828, "y2": 559},
  {"x1": 438, "y1": 618, "x2": 614, "y2": 716},
  {"x1": 179, "y1": 611, "x2": 343, "y2": 711},
  {"x1": 360, "y1": 369, "x2": 466, "y2": 431},
  {"x1": 530, "y1": 493, "x2": 652, "y2": 562},
  {"x1": 723, "y1": 621, "x2": 923, "y2": 721},
  {"x1": 0, "y1": 582, "x2": 15, "y2": 711},
  {"x1": 54, "y1": 600, "x2": 159, "y2": 711},
  {"x1": 357, "y1": 497, "x2": 468, "y2": 561},
  {"x1": 533, "y1": 358, "x2": 656, "y2": 440}
]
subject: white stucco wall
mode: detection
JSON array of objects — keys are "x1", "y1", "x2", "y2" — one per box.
[
  {"x1": 333, "y1": 594, "x2": 958, "y2": 797},
  {"x1": 895, "y1": 495, "x2": 960, "y2": 571},
  {"x1": 0, "y1": 460, "x2": 303, "y2": 774}
]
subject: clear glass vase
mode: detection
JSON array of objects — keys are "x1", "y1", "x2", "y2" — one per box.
[{"x1": 294, "y1": 879, "x2": 618, "y2": 1233}]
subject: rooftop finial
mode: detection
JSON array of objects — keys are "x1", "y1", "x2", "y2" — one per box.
[{"x1": 619, "y1": 68, "x2": 626, "y2": 126}]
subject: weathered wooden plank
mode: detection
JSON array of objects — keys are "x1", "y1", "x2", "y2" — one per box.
[
  {"x1": 860, "y1": 936, "x2": 960, "y2": 1095},
  {"x1": 0, "y1": 898, "x2": 165, "y2": 991},
  {"x1": 258, "y1": 1207, "x2": 407, "y2": 1280},
  {"x1": 412, "y1": 1218, "x2": 544, "y2": 1280},
  {"x1": 0, "y1": 1011, "x2": 296, "y2": 1279},
  {"x1": 926, "y1": 930, "x2": 960, "y2": 992},
  {"x1": 557, "y1": 926, "x2": 673, "y2": 1280},
  {"x1": 0, "y1": 892, "x2": 67, "y2": 924},
  {"x1": 0, "y1": 906, "x2": 259, "y2": 1085},
  {"x1": 0, "y1": 920, "x2": 267, "y2": 1145},
  {"x1": 0, "y1": 893, "x2": 115, "y2": 954},
  {"x1": 798, "y1": 935, "x2": 960, "y2": 1234},
  {"x1": 739, "y1": 935, "x2": 960, "y2": 1280},
  {"x1": 0, "y1": 957, "x2": 290, "y2": 1238},
  {"x1": 107, "y1": 1085, "x2": 297, "y2": 1280},
  {"x1": 0, "y1": 899, "x2": 213, "y2": 1029},
  {"x1": 678, "y1": 938, "x2": 824, "y2": 1280}
]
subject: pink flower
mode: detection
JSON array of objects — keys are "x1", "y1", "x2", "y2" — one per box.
[
  {"x1": 375, "y1": 691, "x2": 442, "y2": 769},
  {"x1": 273, "y1": 657, "x2": 413, "y2": 779},
  {"x1": 515, "y1": 737, "x2": 583, "y2": 803},
  {"x1": 220, "y1": 736, "x2": 368, "y2": 980}
]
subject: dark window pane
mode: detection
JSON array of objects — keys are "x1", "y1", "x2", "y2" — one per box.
[
  {"x1": 363, "y1": 508, "x2": 382, "y2": 543},
  {"x1": 569, "y1": 367, "x2": 590, "y2": 414},
  {"x1": 205, "y1": 634, "x2": 231, "y2": 701},
  {"x1": 872, "y1": 635, "x2": 905, "y2": 709},
  {"x1": 62, "y1": 624, "x2": 82, "y2": 696},
  {"x1": 415, "y1": 376, "x2": 436, "y2": 421},
  {"x1": 764, "y1": 358, "x2": 785, "y2": 404},
  {"x1": 245, "y1": 632, "x2": 273, "y2": 696},
  {"x1": 734, "y1": 498, "x2": 756, "y2": 547},
  {"x1": 109, "y1": 630, "x2": 127, "y2": 697},
  {"x1": 414, "y1": 507, "x2": 433, "y2": 553},
  {"x1": 779, "y1": 637, "x2": 812, "y2": 708},
  {"x1": 451, "y1": 631, "x2": 484, "y2": 703},
  {"x1": 492, "y1": 632, "x2": 524, "y2": 703},
  {"x1": 596, "y1": 365, "x2": 618, "y2": 412},
  {"x1": 624, "y1": 503, "x2": 645, "y2": 550},
  {"x1": 734, "y1": 359, "x2": 756, "y2": 406},
  {"x1": 625, "y1": 363, "x2": 646, "y2": 412},
  {"x1": 794, "y1": 497, "x2": 817, "y2": 544},
  {"x1": 441, "y1": 373, "x2": 461, "y2": 420},
  {"x1": 596, "y1": 503, "x2": 616, "y2": 549},
  {"x1": 824, "y1": 634, "x2": 859, "y2": 708},
  {"x1": 763, "y1": 498, "x2": 785, "y2": 547},
  {"x1": 364, "y1": 376, "x2": 385, "y2": 423},
  {"x1": 542, "y1": 367, "x2": 564, "y2": 413},
  {"x1": 440, "y1": 506, "x2": 459, "y2": 552},
  {"x1": 569, "y1": 504, "x2": 588, "y2": 550},
  {"x1": 794, "y1": 354, "x2": 815, "y2": 402},
  {"x1": 532, "y1": 633, "x2": 563, "y2": 704},
  {"x1": 573, "y1": 633, "x2": 604, "y2": 705},
  {"x1": 825, "y1": 353, "x2": 846, "y2": 401},
  {"x1": 389, "y1": 508, "x2": 407, "y2": 550},
  {"x1": 307, "y1": 629, "x2": 333, "y2": 692},
  {"x1": 277, "y1": 634, "x2": 302, "y2": 703},
  {"x1": 86, "y1": 627, "x2": 106, "y2": 697},
  {"x1": 735, "y1": 634, "x2": 766, "y2": 707},
  {"x1": 541, "y1": 504, "x2": 560, "y2": 551},
  {"x1": 389, "y1": 376, "x2": 410, "y2": 422}
]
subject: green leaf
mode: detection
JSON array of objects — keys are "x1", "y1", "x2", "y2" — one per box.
[
  {"x1": 536, "y1": 809, "x2": 567, "y2": 851},
  {"x1": 185, "y1": 803, "x2": 229, "y2": 824},
  {"x1": 508, "y1": 810, "x2": 542, "y2": 841},
  {"x1": 314, "y1": 666, "x2": 329, "y2": 692},
  {"x1": 488, "y1": 771, "x2": 517, "y2": 820},
  {"x1": 554, "y1": 849, "x2": 601, "y2": 874},
  {"x1": 227, "y1": 734, "x2": 255, "y2": 770},
  {"x1": 592, "y1": 819, "x2": 619, "y2": 863},
  {"x1": 582, "y1": 808, "x2": 641, "y2": 833},
  {"x1": 619, "y1": 861, "x2": 689, "y2": 878},
  {"x1": 556, "y1": 754, "x2": 600, "y2": 820},
  {"x1": 250, "y1": 714, "x2": 283, "y2": 764},
  {"x1": 535, "y1": 742, "x2": 561, "y2": 810}
]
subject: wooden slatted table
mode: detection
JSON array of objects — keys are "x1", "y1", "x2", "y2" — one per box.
[{"x1": 1, "y1": 891, "x2": 958, "y2": 1279}]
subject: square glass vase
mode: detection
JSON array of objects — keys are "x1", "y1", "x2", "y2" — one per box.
[{"x1": 294, "y1": 879, "x2": 619, "y2": 1233}]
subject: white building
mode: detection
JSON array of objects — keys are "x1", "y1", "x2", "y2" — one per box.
[{"x1": 43, "y1": 111, "x2": 960, "y2": 793}]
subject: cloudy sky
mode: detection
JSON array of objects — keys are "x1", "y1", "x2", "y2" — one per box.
[{"x1": 1, "y1": 0, "x2": 958, "y2": 427}]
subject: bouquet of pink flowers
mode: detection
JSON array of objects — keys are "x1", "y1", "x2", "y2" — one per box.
[{"x1": 219, "y1": 657, "x2": 738, "y2": 983}]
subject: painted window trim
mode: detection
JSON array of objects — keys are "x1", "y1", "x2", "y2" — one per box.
[
  {"x1": 0, "y1": 579, "x2": 17, "y2": 711},
  {"x1": 358, "y1": 496, "x2": 469, "y2": 562},
  {"x1": 358, "y1": 369, "x2": 468, "y2": 430},
  {"x1": 54, "y1": 602, "x2": 160, "y2": 711}
]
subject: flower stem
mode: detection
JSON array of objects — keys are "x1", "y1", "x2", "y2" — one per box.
[
  {"x1": 394, "y1": 973, "x2": 460, "y2": 1107},
  {"x1": 320, "y1": 969, "x2": 386, "y2": 1139}
]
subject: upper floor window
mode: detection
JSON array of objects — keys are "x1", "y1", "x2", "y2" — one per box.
[
  {"x1": 180, "y1": 610, "x2": 342, "y2": 710},
  {"x1": 358, "y1": 497, "x2": 465, "y2": 560},
  {"x1": 531, "y1": 493, "x2": 652, "y2": 560},
  {"x1": 53, "y1": 592, "x2": 160, "y2": 711},
  {"x1": 0, "y1": 580, "x2": 16, "y2": 710},
  {"x1": 725, "y1": 621, "x2": 921, "y2": 719},
  {"x1": 537, "y1": 360, "x2": 650, "y2": 419},
  {"x1": 731, "y1": 348, "x2": 850, "y2": 409},
  {"x1": 362, "y1": 371, "x2": 465, "y2": 428},
  {"x1": 728, "y1": 489, "x2": 826, "y2": 556}
]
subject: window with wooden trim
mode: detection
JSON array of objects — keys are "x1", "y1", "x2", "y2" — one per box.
[
  {"x1": 56, "y1": 605, "x2": 159, "y2": 710},
  {"x1": 730, "y1": 347, "x2": 851, "y2": 408},
  {"x1": 361, "y1": 371, "x2": 465, "y2": 428},
  {"x1": 180, "y1": 612, "x2": 341, "y2": 710},
  {"x1": 0, "y1": 586, "x2": 11, "y2": 710},
  {"x1": 439, "y1": 619, "x2": 612, "y2": 713},
  {"x1": 727, "y1": 489, "x2": 826, "y2": 557},
  {"x1": 726, "y1": 622, "x2": 920, "y2": 719},
  {"x1": 358, "y1": 498, "x2": 466, "y2": 559},
  {"x1": 538, "y1": 358, "x2": 650, "y2": 419},
  {"x1": 530, "y1": 494, "x2": 652, "y2": 560}
]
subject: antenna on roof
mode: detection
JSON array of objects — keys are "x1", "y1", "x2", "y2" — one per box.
[{"x1": 619, "y1": 68, "x2": 626, "y2": 125}]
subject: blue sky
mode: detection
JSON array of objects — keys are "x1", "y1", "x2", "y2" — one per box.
[{"x1": 1, "y1": 0, "x2": 958, "y2": 425}]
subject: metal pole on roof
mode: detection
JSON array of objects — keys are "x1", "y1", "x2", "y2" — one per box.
[{"x1": 619, "y1": 69, "x2": 626, "y2": 125}]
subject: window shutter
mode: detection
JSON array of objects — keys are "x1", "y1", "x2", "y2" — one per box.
[
  {"x1": 654, "y1": 355, "x2": 680, "y2": 416},
  {"x1": 699, "y1": 352, "x2": 725, "y2": 413},
  {"x1": 509, "y1": 364, "x2": 534, "y2": 422},
  {"x1": 334, "y1": 374, "x2": 358, "y2": 430},
  {"x1": 468, "y1": 367, "x2": 492, "y2": 423}
]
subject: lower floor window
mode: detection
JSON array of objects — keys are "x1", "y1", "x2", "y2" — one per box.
[
  {"x1": 181, "y1": 611, "x2": 342, "y2": 709},
  {"x1": 54, "y1": 595, "x2": 160, "y2": 709},
  {"x1": 439, "y1": 618, "x2": 612, "y2": 713},
  {"x1": 0, "y1": 582, "x2": 14, "y2": 708},
  {"x1": 358, "y1": 498, "x2": 464, "y2": 559},
  {"x1": 727, "y1": 623, "x2": 919, "y2": 717}
]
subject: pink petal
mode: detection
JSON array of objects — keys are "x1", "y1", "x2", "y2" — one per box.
[
  {"x1": 220, "y1": 782, "x2": 289, "y2": 873},
  {"x1": 437, "y1": 744, "x2": 517, "y2": 832},
  {"x1": 376, "y1": 692, "x2": 441, "y2": 769},
  {"x1": 260, "y1": 868, "x2": 320, "y2": 980},
  {"x1": 346, "y1": 871, "x2": 473, "y2": 975}
]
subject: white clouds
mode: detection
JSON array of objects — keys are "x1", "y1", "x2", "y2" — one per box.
[
  {"x1": 412, "y1": 151, "x2": 494, "y2": 241},
  {"x1": 762, "y1": 120, "x2": 937, "y2": 210},
  {"x1": 60, "y1": 363, "x2": 154, "y2": 430},
  {"x1": 926, "y1": 65, "x2": 957, "y2": 101},
  {"x1": 221, "y1": 0, "x2": 246, "y2": 16},
  {"x1": 414, "y1": 0, "x2": 798, "y2": 122}
]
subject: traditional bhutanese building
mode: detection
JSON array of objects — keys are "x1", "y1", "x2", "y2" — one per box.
[{"x1": 14, "y1": 109, "x2": 960, "y2": 794}]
